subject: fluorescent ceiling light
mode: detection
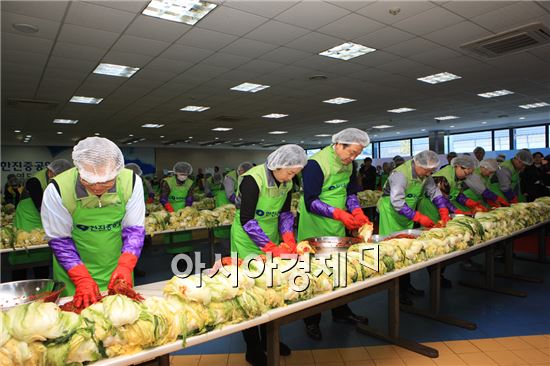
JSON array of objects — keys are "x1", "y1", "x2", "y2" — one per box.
[
  {"x1": 519, "y1": 117, "x2": 525, "y2": 120},
  {"x1": 262, "y1": 113, "x2": 288, "y2": 119},
  {"x1": 143, "y1": 0, "x2": 216, "y2": 25},
  {"x1": 141, "y1": 123, "x2": 164, "y2": 128},
  {"x1": 70, "y1": 96, "x2": 103, "y2": 104},
  {"x1": 231, "y1": 82, "x2": 270, "y2": 93},
  {"x1": 53, "y1": 119, "x2": 78, "y2": 124},
  {"x1": 14, "y1": 130, "x2": 21, "y2": 133},
  {"x1": 25, "y1": 135, "x2": 32, "y2": 138},
  {"x1": 315, "y1": 134, "x2": 331, "y2": 137},
  {"x1": 319, "y1": 42, "x2": 376, "y2": 60},
  {"x1": 160, "y1": 135, "x2": 165, "y2": 138},
  {"x1": 212, "y1": 127, "x2": 233, "y2": 131},
  {"x1": 323, "y1": 97, "x2": 356, "y2": 105},
  {"x1": 180, "y1": 105, "x2": 210, "y2": 112},
  {"x1": 396, "y1": 132, "x2": 400, "y2": 134},
  {"x1": 449, "y1": 125, "x2": 455, "y2": 128},
  {"x1": 93, "y1": 63, "x2": 139, "y2": 78},
  {"x1": 387, "y1": 107, "x2": 416, "y2": 113},
  {"x1": 481, "y1": 121, "x2": 487, "y2": 124},
  {"x1": 417, "y1": 72, "x2": 461, "y2": 84},
  {"x1": 477, "y1": 89, "x2": 514, "y2": 98},
  {"x1": 421, "y1": 129, "x2": 427, "y2": 131},
  {"x1": 518, "y1": 102, "x2": 550, "y2": 109},
  {"x1": 57, "y1": 131, "x2": 63, "y2": 135},
  {"x1": 324, "y1": 119, "x2": 348, "y2": 124},
  {"x1": 94, "y1": 132, "x2": 100, "y2": 136},
  {"x1": 269, "y1": 131, "x2": 287, "y2": 135},
  {"x1": 434, "y1": 115, "x2": 459, "y2": 121},
  {"x1": 372, "y1": 125, "x2": 393, "y2": 129}
]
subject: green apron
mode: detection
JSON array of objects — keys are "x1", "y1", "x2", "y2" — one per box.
[
  {"x1": 490, "y1": 160, "x2": 525, "y2": 202},
  {"x1": 378, "y1": 160, "x2": 426, "y2": 236},
  {"x1": 52, "y1": 168, "x2": 133, "y2": 296},
  {"x1": 380, "y1": 173, "x2": 389, "y2": 190},
  {"x1": 208, "y1": 176, "x2": 231, "y2": 239},
  {"x1": 463, "y1": 168, "x2": 493, "y2": 208},
  {"x1": 163, "y1": 176, "x2": 194, "y2": 251},
  {"x1": 297, "y1": 146, "x2": 351, "y2": 241},
  {"x1": 11, "y1": 170, "x2": 51, "y2": 265},
  {"x1": 230, "y1": 164, "x2": 292, "y2": 259},
  {"x1": 215, "y1": 170, "x2": 237, "y2": 207}
]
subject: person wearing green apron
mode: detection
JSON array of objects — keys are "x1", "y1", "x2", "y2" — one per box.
[
  {"x1": 222, "y1": 162, "x2": 254, "y2": 206},
  {"x1": 160, "y1": 162, "x2": 195, "y2": 249},
  {"x1": 491, "y1": 150, "x2": 533, "y2": 204},
  {"x1": 463, "y1": 159, "x2": 510, "y2": 208},
  {"x1": 11, "y1": 159, "x2": 72, "y2": 280},
  {"x1": 204, "y1": 171, "x2": 232, "y2": 241},
  {"x1": 298, "y1": 128, "x2": 371, "y2": 341},
  {"x1": 41, "y1": 137, "x2": 145, "y2": 309},
  {"x1": 230, "y1": 144, "x2": 307, "y2": 366},
  {"x1": 416, "y1": 155, "x2": 484, "y2": 221},
  {"x1": 125, "y1": 163, "x2": 155, "y2": 203}
]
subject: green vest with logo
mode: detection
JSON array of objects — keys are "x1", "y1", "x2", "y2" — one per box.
[
  {"x1": 463, "y1": 168, "x2": 492, "y2": 207},
  {"x1": 163, "y1": 176, "x2": 193, "y2": 211},
  {"x1": 490, "y1": 160, "x2": 524, "y2": 202},
  {"x1": 297, "y1": 146, "x2": 351, "y2": 241}
]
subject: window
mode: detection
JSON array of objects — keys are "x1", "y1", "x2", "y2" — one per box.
[
  {"x1": 356, "y1": 145, "x2": 373, "y2": 161},
  {"x1": 514, "y1": 126, "x2": 546, "y2": 149},
  {"x1": 412, "y1": 137, "x2": 429, "y2": 156},
  {"x1": 494, "y1": 129, "x2": 510, "y2": 151},
  {"x1": 379, "y1": 139, "x2": 411, "y2": 158},
  {"x1": 448, "y1": 131, "x2": 492, "y2": 153},
  {"x1": 306, "y1": 148, "x2": 320, "y2": 157}
]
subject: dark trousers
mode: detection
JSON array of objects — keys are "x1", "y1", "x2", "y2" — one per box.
[
  {"x1": 242, "y1": 325, "x2": 267, "y2": 350},
  {"x1": 303, "y1": 304, "x2": 353, "y2": 326}
]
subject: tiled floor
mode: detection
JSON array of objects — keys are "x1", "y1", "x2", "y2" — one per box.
[{"x1": 170, "y1": 335, "x2": 550, "y2": 366}]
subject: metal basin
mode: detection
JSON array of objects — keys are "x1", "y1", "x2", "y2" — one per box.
[
  {"x1": 0, "y1": 279, "x2": 66, "y2": 311},
  {"x1": 305, "y1": 236, "x2": 363, "y2": 257}
]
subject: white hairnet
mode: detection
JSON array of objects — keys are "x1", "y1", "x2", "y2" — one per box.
[
  {"x1": 515, "y1": 150, "x2": 533, "y2": 166},
  {"x1": 332, "y1": 128, "x2": 370, "y2": 146},
  {"x1": 413, "y1": 150, "x2": 440, "y2": 169},
  {"x1": 47, "y1": 159, "x2": 72, "y2": 175},
  {"x1": 125, "y1": 163, "x2": 142, "y2": 176},
  {"x1": 451, "y1": 155, "x2": 479, "y2": 169},
  {"x1": 173, "y1": 162, "x2": 193, "y2": 175},
  {"x1": 72, "y1": 137, "x2": 124, "y2": 184},
  {"x1": 238, "y1": 162, "x2": 254, "y2": 174},
  {"x1": 266, "y1": 144, "x2": 308, "y2": 170},
  {"x1": 480, "y1": 159, "x2": 499, "y2": 172}
]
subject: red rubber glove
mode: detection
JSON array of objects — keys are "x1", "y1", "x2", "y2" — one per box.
[
  {"x1": 464, "y1": 199, "x2": 479, "y2": 209},
  {"x1": 496, "y1": 196, "x2": 510, "y2": 207},
  {"x1": 146, "y1": 197, "x2": 154, "y2": 204},
  {"x1": 108, "y1": 252, "x2": 138, "y2": 290},
  {"x1": 439, "y1": 208, "x2": 451, "y2": 224},
  {"x1": 333, "y1": 208, "x2": 360, "y2": 230},
  {"x1": 164, "y1": 202, "x2": 175, "y2": 212},
  {"x1": 261, "y1": 242, "x2": 283, "y2": 257},
  {"x1": 413, "y1": 211, "x2": 435, "y2": 228},
  {"x1": 455, "y1": 209, "x2": 474, "y2": 215},
  {"x1": 486, "y1": 200, "x2": 500, "y2": 208},
  {"x1": 281, "y1": 231, "x2": 296, "y2": 245},
  {"x1": 68, "y1": 264, "x2": 101, "y2": 309},
  {"x1": 351, "y1": 207, "x2": 370, "y2": 226},
  {"x1": 510, "y1": 196, "x2": 518, "y2": 204}
]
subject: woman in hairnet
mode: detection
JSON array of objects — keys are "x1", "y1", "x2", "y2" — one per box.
[
  {"x1": 230, "y1": 144, "x2": 307, "y2": 365},
  {"x1": 221, "y1": 162, "x2": 254, "y2": 206},
  {"x1": 462, "y1": 159, "x2": 509, "y2": 208},
  {"x1": 11, "y1": 159, "x2": 72, "y2": 280},
  {"x1": 298, "y1": 128, "x2": 371, "y2": 341},
  {"x1": 125, "y1": 163, "x2": 155, "y2": 204},
  {"x1": 160, "y1": 162, "x2": 194, "y2": 212},
  {"x1": 41, "y1": 137, "x2": 145, "y2": 308},
  {"x1": 491, "y1": 150, "x2": 533, "y2": 203}
]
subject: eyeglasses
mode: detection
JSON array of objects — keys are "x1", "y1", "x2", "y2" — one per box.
[{"x1": 80, "y1": 177, "x2": 116, "y2": 188}]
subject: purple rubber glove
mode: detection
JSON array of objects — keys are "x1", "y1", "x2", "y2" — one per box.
[
  {"x1": 398, "y1": 204, "x2": 416, "y2": 220},
  {"x1": 229, "y1": 193, "x2": 236, "y2": 204},
  {"x1": 49, "y1": 237, "x2": 82, "y2": 272},
  {"x1": 455, "y1": 193, "x2": 469, "y2": 206},
  {"x1": 503, "y1": 190, "x2": 516, "y2": 201},
  {"x1": 346, "y1": 194, "x2": 361, "y2": 212},
  {"x1": 159, "y1": 196, "x2": 169, "y2": 205},
  {"x1": 243, "y1": 219, "x2": 270, "y2": 248},
  {"x1": 481, "y1": 189, "x2": 498, "y2": 202},
  {"x1": 310, "y1": 199, "x2": 335, "y2": 219},
  {"x1": 185, "y1": 196, "x2": 193, "y2": 207},
  {"x1": 121, "y1": 226, "x2": 145, "y2": 257},
  {"x1": 433, "y1": 195, "x2": 453, "y2": 210},
  {"x1": 279, "y1": 211, "x2": 294, "y2": 235}
]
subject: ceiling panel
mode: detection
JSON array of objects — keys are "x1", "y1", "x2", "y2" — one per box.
[
  {"x1": 159, "y1": 44, "x2": 214, "y2": 63},
  {"x1": 353, "y1": 26, "x2": 415, "y2": 49},
  {"x1": 244, "y1": 20, "x2": 309, "y2": 45},
  {"x1": 384, "y1": 37, "x2": 441, "y2": 57},
  {"x1": 51, "y1": 42, "x2": 106, "y2": 62},
  {"x1": 0, "y1": 1, "x2": 69, "y2": 22},
  {"x1": 65, "y1": 1, "x2": 136, "y2": 33},
  {"x1": 146, "y1": 57, "x2": 194, "y2": 74},
  {"x1": 274, "y1": 2, "x2": 350, "y2": 30},
  {"x1": 223, "y1": 1, "x2": 297, "y2": 18},
  {"x1": 257, "y1": 46, "x2": 311, "y2": 65},
  {"x1": 84, "y1": 1, "x2": 148, "y2": 13},
  {"x1": 441, "y1": 1, "x2": 516, "y2": 18},
  {"x1": 285, "y1": 31, "x2": 343, "y2": 53},
  {"x1": 220, "y1": 38, "x2": 278, "y2": 58},
  {"x1": 196, "y1": 6, "x2": 268, "y2": 36},
  {"x1": 318, "y1": 13, "x2": 385, "y2": 40},
  {"x1": 112, "y1": 35, "x2": 170, "y2": 56},
  {"x1": 423, "y1": 21, "x2": 491, "y2": 48},
  {"x1": 471, "y1": 2, "x2": 544, "y2": 32},
  {"x1": 202, "y1": 52, "x2": 251, "y2": 69},
  {"x1": 2, "y1": 32, "x2": 54, "y2": 54},
  {"x1": 102, "y1": 50, "x2": 153, "y2": 67},
  {"x1": 392, "y1": 6, "x2": 464, "y2": 36},
  {"x1": 125, "y1": 14, "x2": 191, "y2": 43},
  {"x1": 57, "y1": 24, "x2": 119, "y2": 49},
  {"x1": 1, "y1": 12, "x2": 62, "y2": 40},
  {"x1": 176, "y1": 27, "x2": 238, "y2": 50},
  {"x1": 357, "y1": 1, "x2": 437, "y2": 25}
]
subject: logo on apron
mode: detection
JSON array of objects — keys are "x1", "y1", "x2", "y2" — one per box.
[{"x1": 75, "y1": 220, "x2": 122, "y2": 232}]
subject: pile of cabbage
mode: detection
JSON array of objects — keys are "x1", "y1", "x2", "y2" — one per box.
[
  {"x1": 357, "y1": 190, "x2": 382, "y2": 207},
  {"x1": 191, "y1": 198, "x2": 216, "y2": 210},
  {"x1": 290, "y1": 192, "x2": 301, "y2": 216},
  {"x1": 145, "y1": 205, "x2": 236, "y2": 235},
  {"x1": 0, "y1": 228, "x2": 47, "y2": 250},
  {"x1": 1, "y1": 202, "x2": 15, "y2": 225}
]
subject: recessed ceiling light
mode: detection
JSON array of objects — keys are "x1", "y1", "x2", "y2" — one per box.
[
  {"x1": 269, "y1": 131, "x2": 287, "y2": 135},
  {"x1": 417, "y1": 72, "x2": 461, "y2": 84},
  {"x1": 94, "y1": 132, "x2": 100, "y2": 136},
  {"x1": 315, "y1": 134, "x2": 331, "y2": 137},
  {"x1": 449, "y1": 125, "x2": 455, "y2": 128},
  {"x1": 261, "y1": 139, "x2": 265, "y2": 142},
  {"x1": 300, "y1": 140, "x2": 305, "y2": 143},
  {"x1": 129, "y1": 134, "x2": 134, "y2": 137},
  {"x1": 14, "y1": 130, "x2": 21, "y2": 133},
  {"x1": 421, "y1": 129, "x2": 427, "y2": 131},
  {"x1": 373, "y1": 134, "x2": 378, "y2": 137},
  {"x1": 25, "y1": 135, "x2": 32, "y2": 138},
  {"x1": 519, "y1": 117, "x2": 525, "y2": 120},
  {"x1": 141, "y1": 123, "x2": 164, "y2": 128},
  {"x1": 477, "y1": 89, "x2": 514, "y2": 98},
  {"x1": 70, "y1": 96, "x2": 103, "y2": 104},
  {"x1": 372, "y1": 125, "x2": 393, "y2": 129},
  {"x1": 53, "y1": 119, "x2": 78, "y2": 124},
  {"x1": 518, "y1": 102, "x2": 549, "y2": 109},
  {"x1": 262, "y1": 113, "x2": 288, "y2": 119},
  {"x1": 387, "y1": 107, "x2": 416, "y2": 113},
  {"x1": 180, "y1": 105, "x2": 210, "y2": 112},
  {"x1": 323, "y1": 97, "x2": 356, "y2": 105},
  {"x1": 324, "y1": 119, "x2": 348, "y2": 124},
  {"x1": 142, "y1": 0, "x2": 217, "y2": 25},
  {"x1": 396, "y1": 132, "x2": 400, "y2": 134},
  {"x1": 319, "y1": 42, "x2": 376, "y2": 60},
  {"x1": 12, "y1": 23, "x2": 39, "y2": 33},
  {"x1": 188, "y1": 136, "x2": 193, "y2": 139},
  {"x1": 230, "y1": 82, "x2": 270, "y2": 93},
  {"x1": 212, "y1": 127, "x2": 233, "y2": 131},
  {"x1": 93, "y1": 63, "x2": 139, "y2": 78},
  {"x1": 481, "y1": 121, "x2": 488, "y2": 124},
  {"x1": 281, "y1": 140, "x2": 286, "y2": 142},
  {"x1": 160, "y1": 135, "x2": 165, "y2": 138},
  {"x1": 57, "y1": 131, "x2": 63, "y2": 135},
  {"x1": 434, "y1": 115, "x2": 459, "y2": 121},
  {"x1": 214, "y1": 137, "x2": 219, "y2": 140}
]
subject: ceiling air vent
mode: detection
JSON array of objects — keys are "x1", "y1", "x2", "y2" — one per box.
[
  {"x1": 460, "y1": 22, "x2": 550, "y2": 58},
  {"x1": 6, "y1": 98, "x2": 59, "y2": 110}
]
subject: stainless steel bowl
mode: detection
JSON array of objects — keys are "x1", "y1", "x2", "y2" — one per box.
[
  {"x1": 0, "y1": 279, "x2": 66, "y2": 311},
  {"x1": 305, "y1": 236, "x2": 363, "y2": 257},
  {"x1": 369, "y1": 234, "x2": 383, "y2": 243}
]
